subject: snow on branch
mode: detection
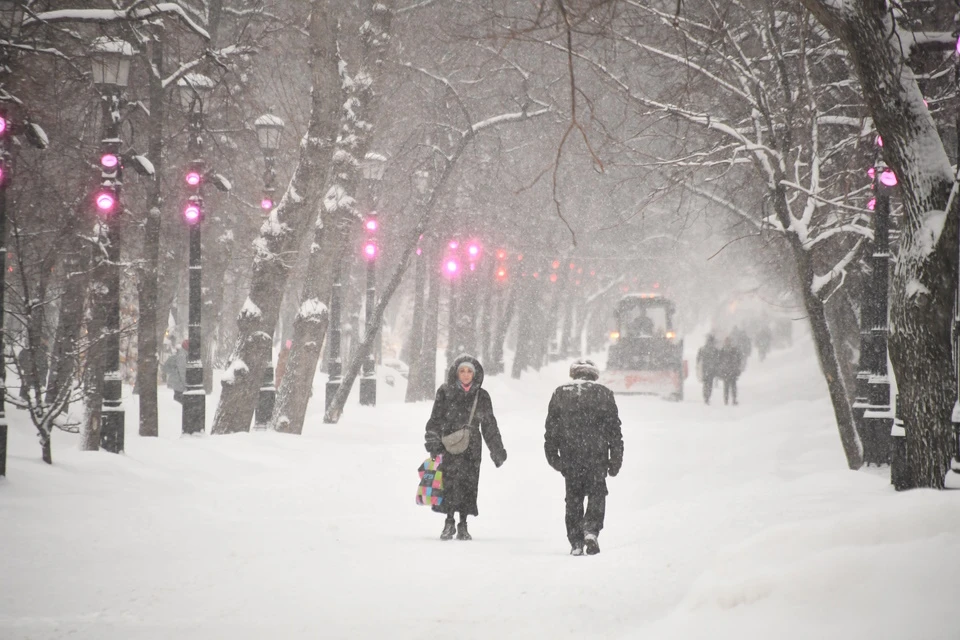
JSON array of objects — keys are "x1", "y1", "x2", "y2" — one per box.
[{"x1": 27, "y1": 4, "x2": 211, "y2": 41}]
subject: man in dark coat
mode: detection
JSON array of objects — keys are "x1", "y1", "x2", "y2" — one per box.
[
  {"x1": 718, "y1": 336, "x2": 743, "y2": 405},
  {"x1": 544, "y1": 359, "x2": 624, "y2": 556},
  {"x1": 696, "y1": 334, "x2": 720, "y2": 404},
  {"x1": 425, "y1": 355, "x2": 507, "y2": 541}
]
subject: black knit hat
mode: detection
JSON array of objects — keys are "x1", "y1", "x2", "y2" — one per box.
[{"x1": 569, "y1": 359, "x2": 599, "y2": 381}]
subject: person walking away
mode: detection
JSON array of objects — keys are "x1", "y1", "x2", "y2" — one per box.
[
  {"x1": 718, "y1": 336, "x2": 743, "y2": 405},
  {"x1": 544, "y1": 359, "x2": 624, "y2": 556},
  {"x1": 424, "y1": 355, "x2": 507, "y2": 541},
  {"x1": 756, "y1": 324, "x2": 772, "y2": 362},
  {"x1": 730, "y1": 325, "x2": 752, "y2": 369},
  {"x1": 163, "y1": 339, "x2": 188, "y2": 404},
  {"x1": 696, "y1": 334, "x2": 720, "y2": 404}
]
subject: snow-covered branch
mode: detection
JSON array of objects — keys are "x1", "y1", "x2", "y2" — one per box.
[{"x1": 26, "y1": 4, "x2": 211, "y2": 41}]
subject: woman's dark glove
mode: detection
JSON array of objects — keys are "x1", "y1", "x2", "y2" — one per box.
[
  {"x1": 607, "y1": 460, "x2": 621, "y2": 477},
  {"x1": 491, "y1": 449, "x2": 507, "y2": 468}
]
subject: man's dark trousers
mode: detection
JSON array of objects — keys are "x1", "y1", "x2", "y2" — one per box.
[{"x1": 564, "y1": 467, "x2": 607, "y2": 546}]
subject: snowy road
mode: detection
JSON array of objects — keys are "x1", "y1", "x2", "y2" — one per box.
[{"x1": 2, "y1": 336, "x2": 959, "y2": 639}]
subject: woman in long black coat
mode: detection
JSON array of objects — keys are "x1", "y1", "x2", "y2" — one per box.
[{"x1": 424, "y1": 355, "x2": 507, "y2": 540}]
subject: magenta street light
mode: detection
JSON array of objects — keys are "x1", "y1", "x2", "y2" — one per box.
[
  {"x1": 95, "y1": 191, "x2": 116, "y2": 212},
  {"x1": 183, "y1": 202, "x2": 200, "y2": 223}
]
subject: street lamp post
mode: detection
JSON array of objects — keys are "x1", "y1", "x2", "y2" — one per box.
[
  {"x1": 324, "y1": 258, "x2": 344, "y2": 414},
  {"x1": 854, "y1": 161, "x2": 894, "y2": 467},
  {"x1": 0, "y1": 0, "x2": 24, "y2": 475},
  {"x1": 91, "y1": 36, "x2": 132, "y2": 454},
  {"x1": 359, "y1": 211, "x2": 379, "y2": 406},
  {"x1": 178, "y1": 73, "x2": 213, "y2": 436},
  {"x1": 359, "y1": 154, "x2": 385, "y2": 406},
  {"x1": 253, "y1": 112, "x2": 284, "y2": 428}
]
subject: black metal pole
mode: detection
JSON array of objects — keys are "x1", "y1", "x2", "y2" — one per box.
[
  {"x1": 853, "y1": 163, "x2": 892, "y2": 466},
  {"x1": 324, "y1": 259, "x2": 343, "y2": 414},
  {"x1": 0, "y1": 108, "x2": 6, "y2": 475},
  {"x1": 99, "y1": 92, "x2": 125, "y2": 453},
  {"x1": 182, "y1": 110, "x2": 205, "y2": 435},
  {"x1": 359, "y1": 237, "x2": 377, "y2": 406},
  {"x1": 255, "y1": 152, "x2": 277, "y2": 428}
]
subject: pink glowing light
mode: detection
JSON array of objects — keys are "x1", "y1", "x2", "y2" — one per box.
[
  {"x1": 867, "y1": 198, "x2": 876, "y2": 211},
  {"x1": 467, "y1": 243, "x2": 480, "y2": 257},
  {"x1": 875, "y1": 135, "x2": 883, "y2": 147},
  {"x1": 0, "y1": 116, "x2": 7, "y2": 135},
  {"x1": 95, "y1": 191, "x2": 116, "y2": 212},
  {"x1": 880, "y1": 169, "x2": 897, "y2": 187},
  {"x1": 867, "y1": 167, "x2": 875, "y2": 179},
  {"x1": 365, "y1": 219, "x2": 378, "y2": 232},
  {"x1": 416, "y1": 247, "x2": 422, "y2": 256},
  {"x1": 185, "y1": 171, "x2": 201, "y2": 186},
  {"x1": 363, "y1": 241, "x2": 377, "y2": 259},
  {"x1": 184, "y1": 204, "x2": 201, "y2": 222},
  {"x1": 448, "y1": 240, "x2": 459, "y2": 250},
  {"x1": 260, "y1": 198, "x2": 273, "y2": 210},
  {"x1": 101, "y1": 153, "x2": 119, "y2": 169},
  {"x1": 446, "y1": 259, "x2": 459, "y2": 274}
]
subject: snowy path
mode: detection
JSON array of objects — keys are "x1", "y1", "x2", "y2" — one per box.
[{"x1": 2, "y1": 337, "x2": 959, "y2": 639}]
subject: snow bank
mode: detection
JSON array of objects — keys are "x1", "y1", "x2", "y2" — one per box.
[{"x1": 0, "y1": 331, "x2": 956, "y2": 639}]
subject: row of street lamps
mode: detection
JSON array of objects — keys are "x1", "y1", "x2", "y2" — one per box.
[{"x1": 84, "y1": 34, "x2": 289, "y2": 444}]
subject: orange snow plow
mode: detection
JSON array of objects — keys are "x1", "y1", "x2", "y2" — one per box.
[{"x1": 600, "y1": 294, "x2": 688, "y2": 400}]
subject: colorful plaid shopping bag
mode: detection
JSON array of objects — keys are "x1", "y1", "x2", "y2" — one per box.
[{"x1": 415, "y1": 455, "x2": 444, "y2": 507}]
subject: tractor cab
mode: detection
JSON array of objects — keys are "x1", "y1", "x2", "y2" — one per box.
[{"x1": 601, "y1": 294, "x2": 687, "y2": 399}]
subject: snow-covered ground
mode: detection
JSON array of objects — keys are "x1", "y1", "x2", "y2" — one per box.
[{"x1": 2, "y1": 333, "x2": 959, "y2": 639}]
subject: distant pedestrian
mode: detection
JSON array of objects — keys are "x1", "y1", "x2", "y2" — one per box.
[
  {"x1": 718, "y1": 336, "x2": 743, "y2": 405},
  {"x1": 163, "y1": 339, "x2": 188, "y2": 404},
  {"x1": 730, "y1": 325, "x2": 752, "y2": 368},
  {"x1": 756, "y1": 325, "x2": 772, "y2": 362},
  {"x1": 696, "y1": 334, "x2": 720, "y2": 404},
  {"x1": 424, "y1": 355, "x2": 507, "y2": 541},
  {"x1": 544, "y1": 359, "x2": 624, "y2": 556}
]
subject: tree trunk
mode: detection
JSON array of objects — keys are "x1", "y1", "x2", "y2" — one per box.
[
  {"x1": 46, "y1": 240, "x2": 88, "y2": 408},
  {"x1": 417, "y1": 248, "x2": 441, "y2": 399},
  {"x1": 137, "y1": 33, "x2": 165, "y2": 438},
  {"x1": 211, "y1": 3, "x2": 341, "y2": 435},
  {"x1": 404, "y1": 249, "x2": 427, "y2": 402},
  {"x1": 489, "y1": 281, "x2": 517, "y2": 376},
  {"x1": 802, "y1": 0, "x2": 958, "y2": 485}
]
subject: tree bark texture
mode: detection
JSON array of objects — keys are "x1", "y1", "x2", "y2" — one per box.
[
  {"x1": 211, "y1": 3, "x2": 341, "y2": 435},
  {"x1": 137, "y1": 34, "x2": 165, "y2": 438},
  {"x1": 801, "y1": 0, "x2": 958, "y2": 485}
]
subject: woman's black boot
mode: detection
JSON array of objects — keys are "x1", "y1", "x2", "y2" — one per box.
[{"x1": 440, "y1": 517, "x2": 456, "y2": 540}]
